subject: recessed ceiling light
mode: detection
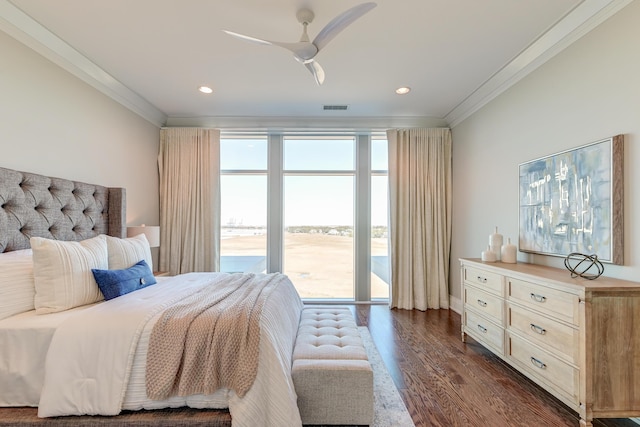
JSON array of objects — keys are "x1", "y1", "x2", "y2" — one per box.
[
  {"x1": 395, "y1": 86, "x2": 411, "y2": 95},
  {"x1": 198, "y1": 86, "x2": 213, "y2": 94}
]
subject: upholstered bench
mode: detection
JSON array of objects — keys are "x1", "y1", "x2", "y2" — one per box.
[{"x1": 292, "y1": 307, "x2": 374, "y2": 425}]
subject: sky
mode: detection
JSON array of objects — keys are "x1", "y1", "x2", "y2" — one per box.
[{"x1": 220, "y1": 138, "x2": 388, "y2": 227}]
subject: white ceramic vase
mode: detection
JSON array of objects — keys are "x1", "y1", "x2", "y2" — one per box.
[
  {"x1": 489, "y1": 227, "x2": 503, "y2": 261},
  {"x1": 501, "y1": 238, "x2": 517, "y2": 263},
  {"x1": 481, "y1": 245, "x2": 497, "y2": 262}
]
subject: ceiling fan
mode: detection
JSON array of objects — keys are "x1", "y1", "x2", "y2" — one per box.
[{"x1": 223, "y1": 2, "x2": 377, "y2": 85}]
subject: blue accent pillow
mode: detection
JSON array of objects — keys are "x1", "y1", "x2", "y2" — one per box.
[{"x1": 92, "y1": 259, "x2": 157, "y2": 301}]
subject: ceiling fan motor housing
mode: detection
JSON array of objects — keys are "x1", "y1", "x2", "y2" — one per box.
[{"x1": 296, "y1": 8, "x2": 315, "y2": 24}]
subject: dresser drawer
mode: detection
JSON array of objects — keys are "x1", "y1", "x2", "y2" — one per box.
[
  {"x1": 463, "y1": 266, "x2": 503, "y2": 296},
  {"x1": 507, "y1": 303, "x2": 579, "y2": 364},
  {"x1": 506, "y1": 333, "x2": 579, "y2": 404},
  {"x1": 464, "y1": 309, "x2": 504, "y2": 353},
  {"x1": 507, "y1": 277, "x2": 579, "y2": 325},
  {"x1": 464, "y1": 286, "x2": 503, "y2": 323}
]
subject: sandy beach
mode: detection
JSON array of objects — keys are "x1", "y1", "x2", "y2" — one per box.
[{"x1": 221, "y1": 232, "x2": 389, "y2": 299}]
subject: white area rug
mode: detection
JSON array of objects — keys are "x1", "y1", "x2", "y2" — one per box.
[{"x1": 359, "y1": 327, "x2": 415, "y2": 427}]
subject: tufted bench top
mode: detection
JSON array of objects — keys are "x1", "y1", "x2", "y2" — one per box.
[{"x1": 294, "y1": 307, "x2": 368, "y2": 360}]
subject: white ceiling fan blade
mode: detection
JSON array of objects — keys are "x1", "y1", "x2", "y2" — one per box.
[
  {"x1": 222, "y1": 30, "x2": 273, "y2": 46},
  {"x1": 223, "y1": 30, "x2": 317, "y2": 60},
  {"x1": 305, "y1": 61, "x2": 325, "y2": 85},
  {"x1": 273, "y1": 41, "x2": 317, "y2": 60},
  {"x1": 312, "y1": 2, "x2": 377, "y2": 52}
]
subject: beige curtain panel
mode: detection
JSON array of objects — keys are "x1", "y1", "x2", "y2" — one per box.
[
  {"x1": 387, "y1": 128, "x2": 452, "y2": 311},
  {"x1": 158, "y1": 128, "x2": 221, "y2": 275}
]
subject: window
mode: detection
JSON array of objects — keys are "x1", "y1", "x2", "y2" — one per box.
[
  {"x1": 283, "y1": 137, "x2": 355, "y2": 299},
  {"x1": 219, "y1": 133, "x2": 389, "y2": 302},
  {"x1": 284, "y1": 138, "x2": 354, "y2": 170},
  {"x1": 371, "y1": 138, "x2": 389, "y2": 299},
  {"x1": 220, "y1": 138, "x2": 267, "y2": 273}
]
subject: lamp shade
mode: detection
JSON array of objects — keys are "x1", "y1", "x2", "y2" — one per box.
[{"x1": 127, "y1": 225, "x2": 160, "y2": 248}]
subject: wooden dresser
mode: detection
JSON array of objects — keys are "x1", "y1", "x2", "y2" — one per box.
[{"x1": 460, "y1": 258, "x2": 640, "y2": 427}]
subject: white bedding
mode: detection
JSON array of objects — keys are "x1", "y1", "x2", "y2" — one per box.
[
  {"x1": 2, "y1": 273, "x2": 303, "y2": 427},
  {"x1": 0, "y1": 302, "x2": 100, "y2": 406}
]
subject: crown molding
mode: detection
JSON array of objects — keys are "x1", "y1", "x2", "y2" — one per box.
[
  {"x1": 165, "y1": 115, "x2": 448, "y2": 131},
  {"x1": 0, "y1": 0, "x2": 167, "y2": 128},
  {"x1": 445, "y1": 0, "x2": 634, "y2": 128}
]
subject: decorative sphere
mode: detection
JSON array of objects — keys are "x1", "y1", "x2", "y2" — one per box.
[{"x1": 563, "y1": 253, "x2": 604, "y2": 280}]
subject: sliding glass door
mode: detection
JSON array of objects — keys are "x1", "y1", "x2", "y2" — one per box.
[
  {"x1": 283, "y1": 137, "x2": 355, "y2": 299},
  {"x1": 220, "y1": 133, "x2": 389, "y2": 302}
]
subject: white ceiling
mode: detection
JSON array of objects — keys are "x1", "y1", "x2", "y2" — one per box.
[{"x1": 0, "y1": 0, "x2": 631, "y2": 128}]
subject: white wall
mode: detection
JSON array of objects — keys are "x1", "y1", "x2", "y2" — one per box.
[
  {"x1": 450, "y1": 0, "x2": 640, "y2": 302},
  {"x1": 0, "y1": 31, "x2": 160, "y2": 228}
]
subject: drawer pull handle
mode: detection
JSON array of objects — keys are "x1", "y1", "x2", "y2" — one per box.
[
  {"x1": 530, "y1": 323, "x2": 546, "y2": 335},
  {"x1": 476, "y1": 276, "x2": 487, "y2": 283},
  {"x1": 477, "y1": 324, "x2": 487, "y2": 333},
  {"x1": 477, "y1": 299, "x2": 487, "y2": 307},
  {"x1": 530, "y1": 356, "x2": 547, "y2": 369},
  {"x1": 530, "y1": 293, "x2": 547, "y2": 303}
]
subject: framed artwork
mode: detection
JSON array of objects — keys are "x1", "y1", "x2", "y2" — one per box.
[{"x1": 518, "y1": 135, "x2": 624, "y2": 264}]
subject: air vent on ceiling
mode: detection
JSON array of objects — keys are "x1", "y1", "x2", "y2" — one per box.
[{"x1": 323, "y1": 104, "x2": 349, "y2": 111}]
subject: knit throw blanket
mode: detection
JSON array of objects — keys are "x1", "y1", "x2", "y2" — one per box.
[{"x1": 145, "y1": 273, "x2": 286, "y2": 400}]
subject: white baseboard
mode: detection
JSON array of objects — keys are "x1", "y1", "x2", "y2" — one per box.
[{"x1": 449, "y1": 295, "x2": 462, "y2": 314}]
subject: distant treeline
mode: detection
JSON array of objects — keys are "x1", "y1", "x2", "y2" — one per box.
[
  {"x1": 285, "y1": 225, "x2": 388, "y2": 238},
  {"x1": 223, "y1": 224, "x2": 387, "y2": 238}
]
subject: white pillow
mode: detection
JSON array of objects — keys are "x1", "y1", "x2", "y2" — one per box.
[
  {"x1": 105, "y1": 234, "x2": 153, "y2": 271},
  {"x1": 31, "y1": 235, "x2": 108, "y2": 314},
  {"x1": 0, "y1": 249, "x2": 36, "y2": 320}
]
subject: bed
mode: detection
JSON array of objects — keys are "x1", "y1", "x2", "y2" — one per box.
[{"x1": 0, "y1": 166, "x2": 304, "y2": 427}]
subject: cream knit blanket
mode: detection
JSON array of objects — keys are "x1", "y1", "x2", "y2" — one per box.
[{"x1": 145, "y1": 273, "x2": 286, "y2": 400}]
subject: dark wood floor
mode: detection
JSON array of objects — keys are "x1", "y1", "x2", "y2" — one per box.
[{"x1": 346, "y1": 304, "x2": 638, "y2": 427}]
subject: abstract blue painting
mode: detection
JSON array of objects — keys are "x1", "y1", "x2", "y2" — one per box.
[{"x1": 519, "y1": 136, "x2": 624, "y2": 264}]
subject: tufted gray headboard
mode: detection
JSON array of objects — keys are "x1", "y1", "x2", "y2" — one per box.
[{"x1": 0, "y1": 166, "x2": 126, "y2": 253}]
